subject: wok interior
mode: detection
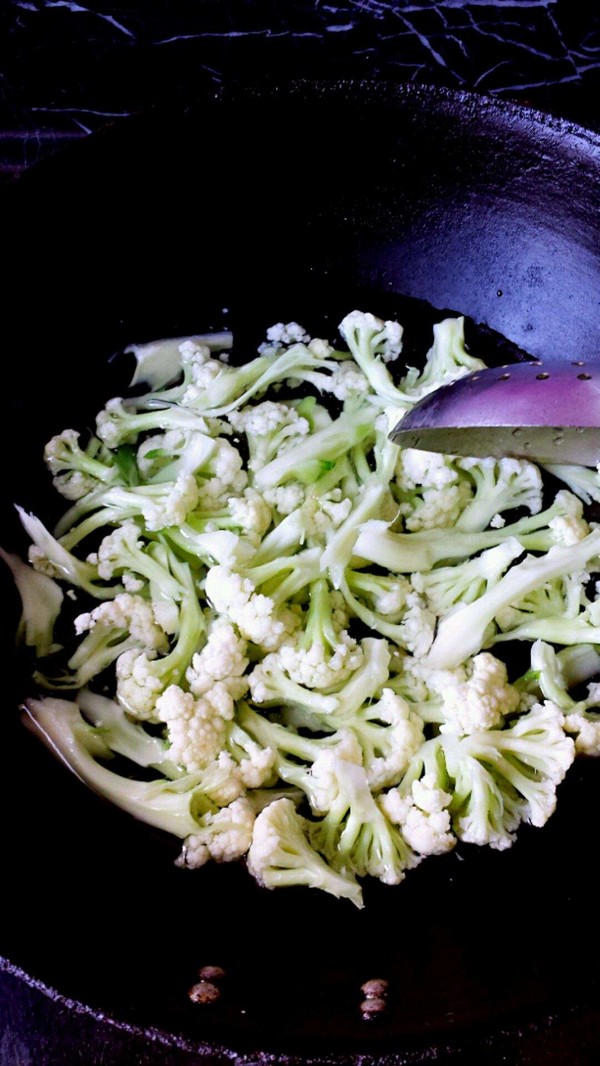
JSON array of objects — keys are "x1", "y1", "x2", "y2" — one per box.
[{"x1": 3, "y1": 84, "x2": 600, "y2": 1056}]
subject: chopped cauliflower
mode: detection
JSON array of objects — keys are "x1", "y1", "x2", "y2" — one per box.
[
  {"x1": 228, "y1": 401, "x2": 310, "y2": 473},
  {"x1": 397, "y1": 591, "x2": 436, "y2": 658},
  {"x1": 260, "y1": 633, "x2": 363, "y2": 693},
  {"x1": 178, "y1": 340, "x2": 228, "y2": 404},
  {"x1": 302, "y1": 492, "x2": 353, "y2": 538},
  {"x1": 401, "y1": 481, "x2": 473, "y2": 532},
  {"x1": 186, "y1": 620, "x2": 249, "y2": 696},
  {"x1": 548, "y1": 490, "x2": 591, "y2": 545},
  {"x1": 229, "y1": 400, "x2": 306, "y2": 438},
  {"x1": 263, "y1": 484, "x2": 306, "y2": 515},
  {"x1": 415, "y1": 652, "x2": 520, "y2": 734},
  {"x1": 116, "y1": 648, "x2": 164, "y2": 721},
  {"x1": 549, "y1": 513, "x2": 591, "y2": 545},
  {"x1": 156, "y1": 681, "x2": 246, "y2": 772},
  {"x1": 381, "y1": 773, "x2": 455, "y2": 856},
  {"x1": 396, "y1": 449, "x2": 473, "y2": 531},
  {"x1": 227, "y1": 489, "x2": 272, "y2": 536},
  {"x1": 204, "y1": 565, "x2": 299, "y2": 651},
  {"x1": 143, "y1": 473, "x2": 200, "y2": 532},
  {"x1": 355, "y1": 689, "x2": 424, "y2": 790},
  {"x1": 74, "y1": 593, "x2": 169, "y2": 652},
  {"x1": 328, "y1": 361, "x2": 370, "y2": 400},
  {"x1": 265, "y1": 321, "x2": 310, "y2": 346},
  {"x1": 53, "y1": 470, "x2": 99, "y2": 500},
  {"x1": 397, "y1": 448, "x2": 461, "y2": 491},
  {"x1": 564, "y1": 710, "x2": 600, "y2": 755},
  {"x1": 13, "y1": 306, "x2": 599, "y2": 912},
  {"x1": 177, "y1": 798, "x2": 256, "y2": 869}
]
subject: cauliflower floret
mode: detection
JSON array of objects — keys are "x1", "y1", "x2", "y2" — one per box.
[
  {"x1": 564, "y1": 710, "x2": 600, "y2": 755},
  {"x1": 275, "y1": 633, "x2": 363, "y2": 691},
  {"x1": 263, "y1": 484, "x2": 305, "y2": 515},
  {"x1": 143, "y1": 473, "x2": 199, "y2": 532},
  {"x1": 179, "y1": 339, "x2": 212, "y2": 362},
  {"x1": 229, "y1": 401, "x2": 303, "y2": 438},
  {"x1": 397, "y1": 449, "x2": 460, "y2": 491},
  {"x1": 398, "y1": 591, "x2": 436, "y2": 658},
  {"x1": 186, "y1": 620, "x2": 249, "y2": 696},
  {"x1": 549, "y1": 514, "x2": 591, "y2": 545},
  {"x1": 122, "y1": 571, "x2": 145, "y2": 593},
  {"x1": 205, "y1": 566, "x2": 254, "y2": 615},
  {"x1": 330, "y1": 589, "x2": 351, "y2": 632},
  {"x1": 229, "y1": 401, "x2": 310, "y2": 473},
  {"x1": 302, "y1": 491, "x2": 353, "y2": 538},
  {"x1": 195, "y1": 748, "x2": 272, "y2": 807},
  {"x1": 227, "y1": 488, "x2": 272, "y2": 537},
  {"x1": 328, "y1": 361, "x2": 370, "y2": 400},
  {"x1": 396, "y1": 449, "x2": 471, "y2": 531},
  {"x1": 177, "y1": 798, "x2": 256, "y2": 869},
  {"x1": 307, "y1": 740, "x2": 364, "y2": 813},
  {"x1": 95, "y1": 397, "x2": 127, "y2": 448},
  {"x1": 116, "y1": 648, "x2": 164, "y2": 721},
  {"x1": 247, "y1": 797, "x2": 363, "y2": 906},
  {"x1": 374, "y1": 581, "x2": 408, "y2": 616},
  {"x1": 178, "y1": 341, "x2": 228, "y2": 404},
  {"x1": 206, "y1": 438, "x2": 247, "y2": 494},
  {"x1": 402, "y1": 481, "x2": 473, "y2": 532},
  {"x1": 340, "y1": 310, "x2": 403, "y2": 364},
  {"x1": 548, "y1": 490, "x2": 590, "y2": 545},
  {"x1": 28, "y1": 546, "x2": 62, "y2": 579},
  {"x1": 156, "y1": 681, "x2": 246, "y2": 773},
  {"x1": 355, "y1": 689, "x2": 424, "y2": 790},
  {"x1": 418, "y1": 652, "x2": 520, "y2": 734},
  {"x1": 265, "y1": 321, "x2": 310, "y2": 346},
  {"x1": 204, "y1": 566, "x2": 299, "y2": 652},
  {"x1": 53, "y1": 471, "x2": 98, "y2": 500},
  {"x1": 308, "y1": 337, "x2": 333, "y2": 358},
  {"x1": 235, "y1": 597, "x2": 299, "y2": 651},
  {"x1": 564, "y1": 683, "x2": 600, "y2": 755},
  {"x1": 74, "y1": 593, "x2": 169, "y2": 652},
  {"x1": 90, "y1": 521, "x2": 139, "y2": 580},
  {"x1": 380, "y1": 773, "x2": 455, "y2": 856},
  {"x1": 136, "y1": 427, "x2": 214, "y2": 480}
]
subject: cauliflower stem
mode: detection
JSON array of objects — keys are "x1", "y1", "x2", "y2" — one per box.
[{"x1": 4, "y1": 309, "x2": 599, "y2": 908}]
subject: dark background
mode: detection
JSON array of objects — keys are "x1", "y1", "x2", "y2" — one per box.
[
  {"x1": 1, "y1": 1, "x2": 600, "y2": 178},
  {"x1": 2, "y1": 3, "x2": 600, "y2": 1064}
]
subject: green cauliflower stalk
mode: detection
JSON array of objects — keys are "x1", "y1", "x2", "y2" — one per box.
[{"x1": 5, "y1": 310, "x2": 599, "y2": 910}]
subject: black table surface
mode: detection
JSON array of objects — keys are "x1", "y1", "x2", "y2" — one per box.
[
  {"x1": 3, "y1": 3, "x2": 600, "y2": 1064},
  {"x1": 2, "y1": 0, "x2": 600, "y2": 178}
]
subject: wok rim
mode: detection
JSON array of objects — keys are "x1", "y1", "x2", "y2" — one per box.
[{"x1": 3, "y1": 77, "x2": 600, "y2": 1062}]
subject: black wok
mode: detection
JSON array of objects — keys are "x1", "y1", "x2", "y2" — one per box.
[{"x1": 2, "y1": 81, "x2": 600, "y2": 1063}]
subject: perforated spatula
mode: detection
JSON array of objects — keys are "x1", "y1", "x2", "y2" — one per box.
[{"x1": 390, "y1": 359, "x2": 600, "y2": 465}]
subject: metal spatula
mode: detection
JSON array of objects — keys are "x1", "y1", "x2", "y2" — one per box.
[{"x1": 390, "y1": 359, "x2": 600, "y2": 465}]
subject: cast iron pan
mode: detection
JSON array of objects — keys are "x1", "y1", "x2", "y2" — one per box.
[{"x1": 3, "y1": 81, "x2": 600, "y2": 1063}]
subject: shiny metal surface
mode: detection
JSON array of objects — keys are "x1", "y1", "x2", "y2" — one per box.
[{"x1": 391, "y1": 359, "x2": 600, "y2": 464}]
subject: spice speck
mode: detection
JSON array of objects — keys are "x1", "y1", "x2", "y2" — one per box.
[
  {"x1": 198, "y1": 965, "x2": 226, "y2": 982},
  {"x1": 188, "y1": 980, "x2": 220, "y2": 1005},
  {"x1": 360, "y1": 978, "x2": 389, "y2": 999}
]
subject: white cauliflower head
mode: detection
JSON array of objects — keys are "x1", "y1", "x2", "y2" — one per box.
[
  {"x1": 156, "y1": 682, "x2": 246, "y2": 773},
  {"x1": 177, "y1": 798, "x2": 256, "y2": 869},
  {"x1": 380, "y1": 773, "x2": 455, "y2": 856},
  {"x1": 416, "y1": 652, "x2": 520, "y2": 735}
]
